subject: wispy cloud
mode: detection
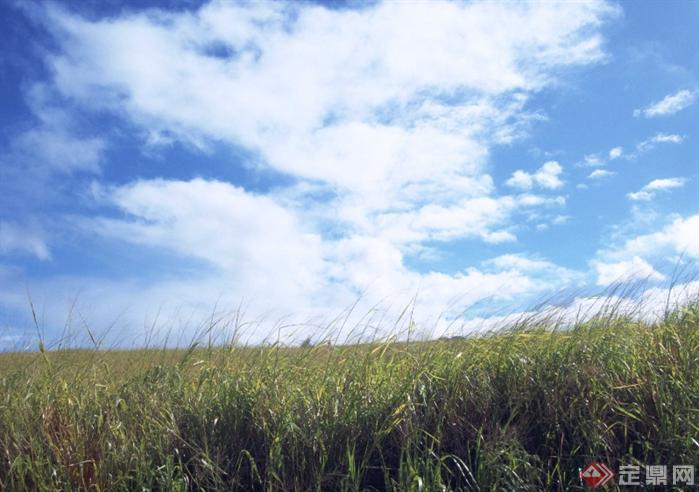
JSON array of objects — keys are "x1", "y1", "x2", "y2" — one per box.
[
  {"x1": 588, "y1": 169, "x2": 615, "y2": 179},
  {"x1": 0, "y1": 221, "x2": 50, "y2": 260},
  {"x1": 636, "y1": 132, "x2": 684, "y2": 153},
  {"x1": 7, "y1": 84, "x2": 106, "y2": 175},
  {"x1": 581, "y1": 132, "x2": 683, "y2": 167},
  {"x1": 627, "y1": 177, "x2": 686, "y2": 201},
  {"x1": 633, "y1": 89, "x2": 696, "y2": 118},
  {"x1": 582, "y1": 154, "x2": 605, "y2": 167}
]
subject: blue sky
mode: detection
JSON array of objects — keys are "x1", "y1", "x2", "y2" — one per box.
[{"x1": 1, "y1": 0, "x2": 697, "y2": 348}]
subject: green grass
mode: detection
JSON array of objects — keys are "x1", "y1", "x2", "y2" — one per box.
[{"x1": 0, "y1": 302, "x2": 698, "y2": 490}]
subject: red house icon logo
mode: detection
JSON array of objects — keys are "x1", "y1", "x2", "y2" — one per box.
[{"x1": 581, "y1": 462, "x2": 614, "y2": 488}]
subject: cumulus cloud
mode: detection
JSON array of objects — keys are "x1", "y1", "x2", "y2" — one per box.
[
  {"x1": 505, "y1": 161, "x2": 564, "y2": 190},
  {"x1": 627, "y1": 177, "x2": 686, "y2": 201},
  {"x1": 634, "y1": 89, "x2": 696, "y2": 118},
  {"x1": 608, "y1": 146, "x2": 623, "y2": 159},
  {"x1": 594, "y1": 256, "x2": 665, "y2": 286},
  {"x1": 89, "y1": 178, "x2": 328, "y2": 305},
  {"x1": 618, "y1": 214, "x2": 699, "y2": 260},
  {"x1": 590, "y1": 215, "x2": 699, "y2": 296},
  {"x1": 585, "y1": 213, "x2": 699, "y2": 310}
]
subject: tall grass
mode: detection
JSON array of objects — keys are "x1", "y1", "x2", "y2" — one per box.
[{"x1": 0, "y1": 299, "x2": 697, "y2": 490}]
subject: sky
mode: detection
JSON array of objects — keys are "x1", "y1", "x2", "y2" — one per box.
[{"x1": 0, "y1": 0, "x2": 698, "y2": 349}]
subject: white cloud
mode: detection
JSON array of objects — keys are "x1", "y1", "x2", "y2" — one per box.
[
  {"x1": 619, "y1": 214, "x2": 699, "y2": 260},
  {"x1": 505, "y1": 170, "x2": 534, "y2": 190},
  {"x1": 582, "y1": 154, "x2": 604, "y2": 167},
  {"x1": 374, "y1": 196, "x2": 519, "y2": 244},
  {"x1": 1, "y1": 0, "x2": 623, "y2": 343},
  {"x1": 0, "y1": 221, "x2": 50, "y2": 260},
  {"x1": 634, "y1": 89, "x2": 697, "y2": 118},
  {"x1": 440, "y1": 280, "x2": 699, "y2": 337},
  {"x1": 651, "y1": 133, "x2": 684, "y2": 144},
  {"x1": 82, "y1": 179, "x2": 570, "y2": 321},
  {"x1": 6, "y1": 177, "x2": 571, "y2": 345},
  {"x1": 594, "y1": 256, "x2": 665, "y2": 286},
  {"x1": 644, "y1": 178, "x2": 687, "y2": 191},
  {"x1": 533, "y1": 161, "x2": 565, "y2": 189},
  {"x1": 590, "y1": 216, "x2": 699, "y2": 296},
  {"x1": 37, "y1": 1, "x2": 610, "y2": 229},
  {"x1": 582, "y1": 132, "x2": 682, "y2": 165},
  {"x1": 636, "y1": 132, "x2": 684, "y2": 153},
  {"x1": 627, "y1": 177, "x2": 686, "y2": 201},
  {"x1": 3, "y1": 259, "x2": 562, "y2": 347},
  {"x1": 588, "y1": 169, "x2": 615, "y2": 179},
  {"x1": 89, "y1": 178, "x2": 329, "y2": 306},
  {"x1": 608, "y1": 146, "x2": 623, "y2": 159},
  {"x1": 8, "y1": 84, "x2": 106, "y2": 175},
  {"x1": 587, "y1": 213, "x2": 699, "y2": 307},
  {"x1": 40, "y1": 1, "x2": 615, "y2": 190},
  {"x1": 506, "y1": 161, "x2": 564, "y2": 190},
  {"x1": 626, "y1": 191, "x2": 653, "y2": 202},
  {"x1": 13, "y1": 129, "x2": 105, "y2": 175},
  {"x1": 552, "y1": 215, "x2": 569, "y2": 225},
  {"x1": 484, "y1": 253, "x2": 579, "y2": 282},
  {"x1": 636, "y1": 281, "x2": 699, "y2": 318},
  {"x1": 555, "y1": 280, "x2": 699, "y2": 322}
]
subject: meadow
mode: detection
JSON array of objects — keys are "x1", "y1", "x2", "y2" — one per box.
[{"x1": 0, "y1": 300, "x2": 697, "y2": 490}]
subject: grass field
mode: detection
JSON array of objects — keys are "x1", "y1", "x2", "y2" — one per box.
[{"x1": 0, "y1": 301, "x2": 697, "y2": 490}]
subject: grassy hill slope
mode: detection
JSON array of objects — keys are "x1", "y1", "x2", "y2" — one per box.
[{"x1": 1, "y1": 303, "x2": 697, "y2": 490}]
